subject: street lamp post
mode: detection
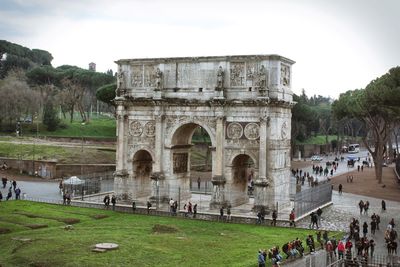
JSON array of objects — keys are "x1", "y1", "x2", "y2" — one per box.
[
  {"x1": 80, "y1": 123, "x2": 85, "y2": 200},
  {"x1": 32, "y1": 113, "x2": 39, "y2": 176}
]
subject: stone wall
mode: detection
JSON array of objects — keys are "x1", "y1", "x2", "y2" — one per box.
[{"x1": 0, "y1": 157, "x2": 115, "y2": 179}]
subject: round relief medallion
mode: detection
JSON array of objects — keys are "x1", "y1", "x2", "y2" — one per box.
[
  {"x1": 144, "y1": 121, "x2": 155, "y2": 137},
  {"x1": 129, "y1": 121, "x2": 143, "y2": 136},
  {"x1": 281, "y1": 121, "x2": 288, "y2": 139},
  {"x1": 244, "y1": 123, "x2": 260, "y2": 140},
  {"x1": 227, "y1": 122, "x2": 243, "y2": 139}
]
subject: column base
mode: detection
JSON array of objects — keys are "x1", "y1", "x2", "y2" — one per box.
[{"x1": 210, "y1": 175, "x2": 227, "y2": 208}]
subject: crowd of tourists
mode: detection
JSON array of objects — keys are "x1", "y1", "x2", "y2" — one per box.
[
  {"x1": 257, "y1": 231, "x2": 338, "y2": 267},
  {"x1": 292, "y1": 162, "x2": 339, "y2": 188},
  {"x1": 0, "y1": 177, "x2": 21, "y2": 201}
]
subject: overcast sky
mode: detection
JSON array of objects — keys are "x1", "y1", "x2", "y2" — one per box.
[{"x1": 1, "y1": 0, "x2": 399, "y2": 98}]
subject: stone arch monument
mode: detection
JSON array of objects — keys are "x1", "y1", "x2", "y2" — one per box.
[{"x1": 114, "y1": 55, "x2": 295, "y2": 211}]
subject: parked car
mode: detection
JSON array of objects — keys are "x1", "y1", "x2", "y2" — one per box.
[{"x1": 311, "y1": 155, "x2": 323, "y2": 161}]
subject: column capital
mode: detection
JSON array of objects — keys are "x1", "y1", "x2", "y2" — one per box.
[{"x1": 259, "y1": 116, "x2": 270, "y2": 126}]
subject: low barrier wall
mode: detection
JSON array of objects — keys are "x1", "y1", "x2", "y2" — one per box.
[{"x1": 0, "y1": 157, "x2": 115, "y2": 179}]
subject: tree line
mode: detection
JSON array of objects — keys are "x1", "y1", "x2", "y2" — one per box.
[{"x1": 0, "y1": 40, "x2": 115, "y2": 132}]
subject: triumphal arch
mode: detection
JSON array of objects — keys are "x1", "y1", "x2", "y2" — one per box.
[{"x1": 114, "y1": 54, "x2": 295, "y2": 210}]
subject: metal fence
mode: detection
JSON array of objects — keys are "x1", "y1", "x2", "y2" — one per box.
[
  {"x1": 325, "y1": 254, "x2": 400, "y2": 267},
  {"x1": 294, "y1": 181, "x2": 332, "y2": 218},
  {"x1": 62, "y1": 171, "x2": 114, "y2": 198}
]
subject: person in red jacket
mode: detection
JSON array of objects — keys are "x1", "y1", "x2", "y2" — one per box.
[
  {"x1": 289, "y1": 209, "x2": 296, "y2": 227},
  {"x1": 337, "y1": 240, "x2": 345, "y2": 259}
]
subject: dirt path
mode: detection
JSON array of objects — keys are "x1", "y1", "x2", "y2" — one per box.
[{"x1": 331, "y1": 165, "x2": 400, "y2": 202}]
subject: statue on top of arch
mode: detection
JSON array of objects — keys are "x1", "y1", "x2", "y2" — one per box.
[{"x1": 216, "y1": 66, "x2": 224, "y2": 91}]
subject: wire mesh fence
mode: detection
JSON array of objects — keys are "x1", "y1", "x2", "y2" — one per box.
[
  {"x1": 294, "y1": 181, "x2": 332, "y2": 218},
  {"x1": 325, "y1": 254, "x2": 400, "y2": 267}
]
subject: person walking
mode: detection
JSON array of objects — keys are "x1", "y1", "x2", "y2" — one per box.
[
  {"x1": 111, "y1": 195, "x2": 116, "y2": 211},
  {"x1": 220, "y1": 206, "x2": 224, "y2": 221},
  {"x1": 362, "y1": 222, "x2": 368, "y2": 238},
  {"x1": 337, "y1": 240, "x2": 345, "y2": 260},
  {"x1": 381, "y1": 200, "x2": 386, "y2": 212},
  {"x1": 226, "y1": 205, "x2": 231, "y2": 221},
  {"x1": 6, "y1": 189, "x2": 12, "y2": 201},
  {"x1": 15, "y1": 188, "x2": 21, "y2": 200},
  {"x1": 103, "y1": 195, "x2": 110, "y2": 209},
  {"x1": 317, "y1": 208, "x2": 322, "y2": 225},
  {"x1": 169, "y1": 198, "x2": 174, "y2": 215},
  {"x1": 271, "y1": 209, "x2": 277, "y2": 226},
  {"x1": 193, "y1": 203, "x2": 197, "y2": 218},
  {"x1": 197, "y1": 177, "x2": 201, "y2": 190},
  {"x1": 289, "y1": 209, "x2": 296, "y2": 227},
  {"x1": 257, "y1": 249, "x2": 266, "y2": 267},
  {"x1": 358, "y1": 200, "x2": 364, "y2": 215},
  {"x1": 364, "y1": 201, "x2": 369, "y2": 215},
  {"x1": 338, "y1": 184, "x2": 343, "y2": 195},
  {"x1": 146, "y1": 201, "x2": 152, "y2": 214},
  {"x1": 12, "y1": 180, "x2": 17, "y2": 191},
  {"x1": 370, "y1": 219, "x2": 377, "y2": 235}
]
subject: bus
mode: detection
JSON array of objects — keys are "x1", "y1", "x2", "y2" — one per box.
[{"x1": 348, "y1": 144, "x2": 360, "y2": 153}]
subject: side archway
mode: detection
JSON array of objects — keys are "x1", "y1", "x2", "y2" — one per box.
[{"x1": 132, "y1": 150, "x2": 153, "y2": 197}]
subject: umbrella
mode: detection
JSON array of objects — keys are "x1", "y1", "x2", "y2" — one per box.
[
  {"x1": 347, "y1": 156, "x2": 357, "y2": 160},
  {"x1": 63, "y1": 176, "x2": 85, "y2": 185}
]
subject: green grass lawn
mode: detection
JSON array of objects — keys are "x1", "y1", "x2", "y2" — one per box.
[
  {"x1": 0, "y1": 201, "x2": 340, "y2": 267},
  {"x1": 3, "y1": 115, "x2": 116, "y2": 139},
  {"x1": 0, "y1": 142, "x2": 115, "y2": 164}
]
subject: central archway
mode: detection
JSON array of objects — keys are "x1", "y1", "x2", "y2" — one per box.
[{"x1": 169, "y1": 122, "x2": 214, "y2": 200}]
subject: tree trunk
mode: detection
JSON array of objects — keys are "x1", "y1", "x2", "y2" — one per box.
[{"x1": 69, "y1": 105, "x2": 74, "y2": 123}]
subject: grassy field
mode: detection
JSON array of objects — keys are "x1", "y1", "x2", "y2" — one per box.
[
  {"x1": 0, "y1": 201, "x2": 339, "y2": 267},
  {"x1": 3, "y1": 115, "x2": 116, "y2": 139},
  {"x1": 0, "y1": 142, "x2": 115, "y2": 164}
]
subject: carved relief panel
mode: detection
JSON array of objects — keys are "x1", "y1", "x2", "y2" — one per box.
[
  {"x1": 230, "y1": 62, "x2": 245, "y2": 87},
  {"x1": 244, "y1": 123, "x2": 260, "y2": 140},
  {"x1": 130, "y1": 65, "x2": 143, "y2": 87},
  {"x1": 173, "y1": 153, "x2": 188, "y2": 173},
  {"x1": 226, "y1": 122, "x2": 260, "y2": 140},
  {"x1": 226, "y1": 122, "x2": 243, "y2": 139},
  {"x1": 144, "y1": 65, "x2": 157, "y2": 87},
  {"x1": 129, "y1": 120, "x2": 143, "y2": 137},
  {"x1": 128, "y1": 120, "x2": 156, "y2": 149},
  {"x1": 280, "y1": 64, "x2": 290, "y2": 86}
]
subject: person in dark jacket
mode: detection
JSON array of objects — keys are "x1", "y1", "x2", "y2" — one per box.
[{"x1": 111, "y1": 195, "x2": 116, "y2": 210}]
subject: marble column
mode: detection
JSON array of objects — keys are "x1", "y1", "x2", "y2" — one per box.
[
  {"x1": 254, "y1": 117, "x2": 270, "y2": 210},
  {"x1": 115, "y1": 105, "x2": 127, "y2": 174},
  {"x1": 210, "y1": 116, "x2": 226, "y2": 208},
  {"x1": 114, "y1": 104, "x2": 129, "y2": 201}
]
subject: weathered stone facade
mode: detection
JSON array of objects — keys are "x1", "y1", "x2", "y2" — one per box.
[{"x1": 114, "y1": 55, "x2": 295, "y2": 210}]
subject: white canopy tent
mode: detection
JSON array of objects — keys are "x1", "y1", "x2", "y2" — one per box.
[{"x1": 63, "y1": 176, "x2": 85, "y2": 185}]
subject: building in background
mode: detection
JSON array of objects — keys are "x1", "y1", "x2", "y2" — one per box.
[{"x1": 89, "y1": 62, "x2": 96, "y2": 72}]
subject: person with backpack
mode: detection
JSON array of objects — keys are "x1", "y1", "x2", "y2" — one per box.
[
  {"x1": 257, "y1": 249, "x2": 265, "y2": 267},
  {"x1": 306, "y1": 235, "x2": 315, "y2": 253}
]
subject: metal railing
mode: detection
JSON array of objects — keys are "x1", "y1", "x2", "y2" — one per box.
[{"x1": 294, "y1": 181, "x2": 332, "y2": 218}]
